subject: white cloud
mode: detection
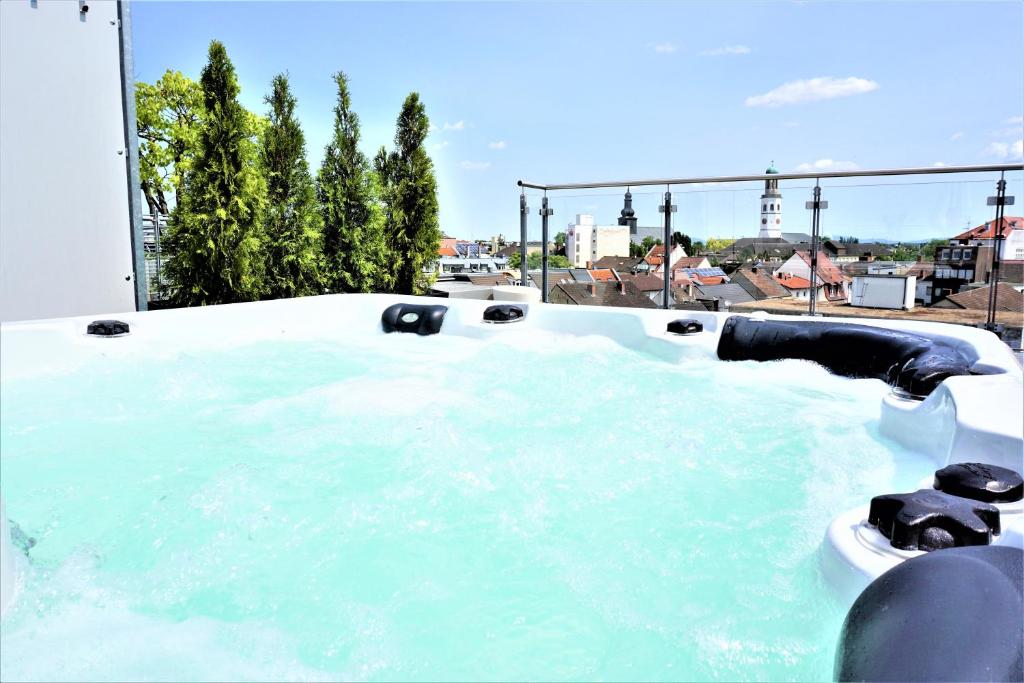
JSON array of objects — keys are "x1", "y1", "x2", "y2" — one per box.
[
  {"x1": 652, "y1": 42, "x2": 677, "y2": 54},
  {"x1": 488, "y1": 141, "x2": 507, "y2": 150},
  {"x1": 983, "y1": 140, "x2": 1022, "y2": 159},
  {"x1": 460, "y1": 160, "x2": 491, "y2": 171},
  {"x1": 428, "y1": 123, "x2": 438, "y2": 134},
  {"x1": 443, "y1": 120, "x2": 465, "y2": 131},
  {"x1": 986, "y1": 141, "x2": 1009, "y2": 158},
  {"x1": 949, "y1": 131, "x2": 964, "y2": 141},
  {"x1": 745, "y1": 76, "x2": 879, "y2": 108},
  {"x1": 794, "y1": 159, "x2": 860, "y2": 172},
  {"x1": 932, "y1": 161, "x2": 947, "y2": 167},
  {"x1": 431, "y1": 141, "x2": 449, "y2": 152},
  {"x1": 700, "y1": 44, "x2": 751, "y2": 56}
]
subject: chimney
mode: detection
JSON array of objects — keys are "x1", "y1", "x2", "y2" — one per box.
[{"x1": 589, "y1": 282, "x2": 597, "y2": 296}]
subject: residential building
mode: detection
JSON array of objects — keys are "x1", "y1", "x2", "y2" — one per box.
[
  {"x1": 730, "y1": 265, "x2": 790, "y2": 300},
  {"x1": 850, "y1": 274, "x2": 917, "y2": 310},
  {"x1": 549, "y1": 281, "x2": 657, "y2": 308},
  {"x1": 644, "y1": 243, "x2": 687, "y2": 272},
  {"x1": 592, "y1": 255, "x2": 648, "y2": 273},
  {"x1": 775, "y1": 250, "x2": 849, "y2": 302},
  {"x1": 826, "y1": 241, "x2": 896, "y2": 263},
  {"x1": 950, "y1": 216, "x2": 1024, "y2": 261},
  {"x1": 674, "y1": 266, "x2": 730, "y2": 285},
  {"x1": 774, "y1": 273, "x2": 823, "y2": 301},
  {"x1": 931, "y1": 282, "x2": 1024, "y2": 312},
  {"x1": 692, "y1": 283, "x2": 755, "y2": 308},
  {"x1": 617, "y1": 272, "x2": 672, "y2": 307},
  {"x1": 566, "y1": 214, "x2": 630, "y2": 268},
  {"x1": 906, "y1": 261, "x2": 936, "y2": 304}
]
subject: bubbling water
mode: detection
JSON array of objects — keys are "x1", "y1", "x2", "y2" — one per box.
[{"x1": 1, "y1": 331, "x2": 931, "y2": 681}]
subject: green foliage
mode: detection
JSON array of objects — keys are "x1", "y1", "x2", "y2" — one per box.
[
  {"x1": 162, "y1": 41, "x2": 268, "y2": 306},
  {"x1": 508, "y1": 251, "x2": 571, "y2": 270},
  {"x1": 629, "y1": 242, "x2": 645, "y2": 258},
  {"x1": 554, "y1": 231, "x2": 567, "y2": 247},
  {"x1": 704, "y1": 237, "x2": 735, "y2": 252},
  {"x1": 672, "y1": 231, "x2": 693, "y2": 253},
  {"x1": 836, "y1": 235, "x2": 860, "y2": 244},
  {"x1": 692, "y1": 240, "x2": 705, "y2": 254},
  {"x1": 261, "y1": 73, "x2": 324, "y2": 298},
  {"x1": 376, "y1": 93, "x2": 441, "y2": 295},
  {"x1": 921, "y1": 238, "x2": 947, "y2": 259},
  {"x1": 640, "y1": 236, "x2": 663, "y2": 253},
  {"x1": 135, "y1": 70, "x2": 203, "y2": 215},
  {"x1": 889, "y1": 244, "x2": 921, "y2": 261},
  {"x1": 317, "y1": 72, "x2": 391, "y2": 293}
]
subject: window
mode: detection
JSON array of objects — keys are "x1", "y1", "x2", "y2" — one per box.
[
  {"x1": 763, "y1": 204, "x2": 767, "y2": 212},
  {"x1": 962, "y1": 248, "x2": 972, "y2": 259},
  {"x1": 940, "y1": 249, "x2": 951, "y2": 259},
  {"x1": 770, "y1": 203, "x2": 774, "y2": 211},
  {"x1": 952, "y1": 249, "x2": 961, "y2": 260},
  {"x1": 965, "y1": 269, "x2": 974, "y2": 281}
]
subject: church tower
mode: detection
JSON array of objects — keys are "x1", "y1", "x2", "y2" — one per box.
[
  {"x1": 757, "y1": 162, "x2": 782, "y2": 239},
  {"x1": 618, "y1": 188, "x2": 638, "y2": 234}
]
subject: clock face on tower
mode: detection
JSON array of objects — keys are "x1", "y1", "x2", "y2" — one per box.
[{"x1": 762, "y1": 218, "x2": 767, "y2": 224}]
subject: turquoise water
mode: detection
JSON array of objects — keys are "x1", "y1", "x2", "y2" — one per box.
[{"x1": 0, "y1": 331, "x2": 931, "y2": 681}]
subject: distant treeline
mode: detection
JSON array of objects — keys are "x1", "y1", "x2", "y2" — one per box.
[{"x1": 136, "y1": 40, "x2": 441, "y2": 305}]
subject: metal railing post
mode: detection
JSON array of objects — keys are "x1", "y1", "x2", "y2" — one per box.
[
  {"x1": 986, "y1": 172, "x2": 1014, "y2": 330},
  {"x1": 805, "y1": 182, "x2": 828, "y2": 316},
  {"x1": 658, "y1": 188, "x2": 677, "y2": 309},
  {"x1": 539, "y1": 195, "x2": 553, "y2": 302},
  {"x1": 154, "y1": 210, "x2": 163, "y2": 299},
  {"x1": 519, "y1": 192, "x2": 529, "y2": 287}
]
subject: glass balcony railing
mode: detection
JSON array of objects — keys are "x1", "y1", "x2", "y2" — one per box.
[{"x1": 516, "y1": 164, "x2": 1024, "y2": 349}]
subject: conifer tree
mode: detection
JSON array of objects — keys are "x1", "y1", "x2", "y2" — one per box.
[
  {"x1": 163, "y1": 41, "x2": 267, "y2": 305},
  {"x1": 261, "y1": 73, "x2": 323, "y2": 298},
  {"x1": 317, "y1": 72, "x2": 391, "y2": 292},
  {"x1": 376, "y1": 93, "x2": 441, "y2": 295}
]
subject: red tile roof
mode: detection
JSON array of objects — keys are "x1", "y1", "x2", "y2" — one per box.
[
  {"x1": 941, "y1": 283, "x2": 1024, "y2": 312},
  {"x1": 694, "y1": 275, "x2": 726, "y2": 285},
  {"x1": 952, "y1": 216, "x2": 1023, "y2": 240},
  {"x1": 645, "y1": 244, "x2": 666, "y2": 266},
  {"x1": 618, "y1": 272, "x2": 665, "y2": 291},
  {"x1": 775, "y1": 274, "x2": 813, "y2": 289},
  {"x1": 588, "y1": 268, "x2": 617, "y2": 282},
  {"x1": 796, "y1": 250, "x2": 846, "y2": 285}
]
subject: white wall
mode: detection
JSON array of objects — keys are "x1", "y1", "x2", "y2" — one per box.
[
  {"x1": 0, "y1": 0, "x2": 141, "y2": 322},
  {"x1": 850, "y1": 276, "x2": 916, "y2": 310}
]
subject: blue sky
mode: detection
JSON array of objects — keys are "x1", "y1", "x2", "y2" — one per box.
[{"x1": 131, "y1": 1, "x2": 1023, "y2": 242}]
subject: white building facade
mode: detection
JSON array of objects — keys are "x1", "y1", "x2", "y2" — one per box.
[{"x1": 566, "y1": 214, "x2": 630, "y2": 268}]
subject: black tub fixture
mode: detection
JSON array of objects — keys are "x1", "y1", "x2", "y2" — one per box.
[
  {"x1": 483, "y1": 305, "x2": 525, "y2": 323},
  {"x1": 667, "y1": 319, "x2": 703, "y2": 335},
  {"x1": 716, "y1": 316, "x2": 972, "y2": 398},
  {"x1": 381, "y1": 303, "x2": 447, "y2": 335},
  {"x1": 835, "y1": 546, "x2": 1022, "y2": 682},
  {"x1": 868, "y1": 488, "x2": 1000, "y2": 551},
  {"x1": 86, "y1": 320, "x2": 130, "y2": 336},
  {"x1": 934, "y1": 462, "x2": 1023, "y2": 503}
]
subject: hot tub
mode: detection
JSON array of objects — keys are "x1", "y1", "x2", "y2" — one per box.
[{"x1": 1, "y1": 294, "x2": 1021, "y2": 681}]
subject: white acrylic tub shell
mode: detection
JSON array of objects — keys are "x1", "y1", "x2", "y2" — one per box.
[{"x1": 1, "y1": 294, "x2": 1022, "y2": 616}]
